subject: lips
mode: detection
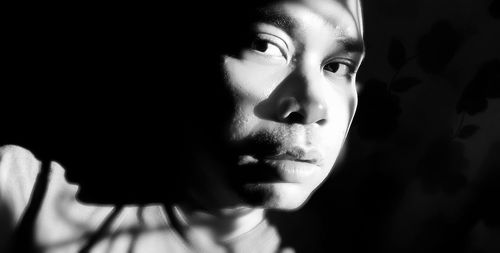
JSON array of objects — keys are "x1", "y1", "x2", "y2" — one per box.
[
  {"x1": 261, "y1": 147, "x2": 322, "y2": 166},
  {"x1": 233, "y1": 146, "x2": 324, "y2": 184},
  {"x1": 231, "y1": 128, "x2": 325, "y2": 182},
  {"x1": 235, "y1": 129, "x2": 324, "y2": 166}
]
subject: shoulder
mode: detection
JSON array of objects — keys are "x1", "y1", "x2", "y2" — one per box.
[
  {"x1": 0, "y1": 145, "x2": 42, "y2": 221},
  {"x1": 0, "y1": 145, "x2": 41, "y2": 191},
  {"x1": 0, "y1": 145, "x2": 40, "y2": 173}
]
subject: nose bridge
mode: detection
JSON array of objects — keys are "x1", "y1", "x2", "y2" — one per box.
[
  {"x1": 295, "y1": 62, "x2": 324, "y2": 102},
  {"x1": 278, "y1": 62, "x2": 328, "y2": 125}
]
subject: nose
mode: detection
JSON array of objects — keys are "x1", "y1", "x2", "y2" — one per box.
[{"x1": 276, "y1": 69, "x2": 328, "y2": 126}]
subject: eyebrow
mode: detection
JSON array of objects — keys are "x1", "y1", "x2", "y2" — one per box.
[
  {"x1": 254, "y1": 8, "x2": 365, "y2": 54},
  {"x1": 255, "y1": 9, "x2": 298, "y2": 36},
  {"x1": 337, "y1": 37, "x2": 365, "y2": 54}
]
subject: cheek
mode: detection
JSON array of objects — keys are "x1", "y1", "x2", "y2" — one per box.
[
  {"x1": 223, "y1": 56, "x2": 289, "y2": 139},
  {"x1": 325, "y1": 84, "x2": 356, "y2": 132},
  {"x1": 222, "y1": 56, "x2": 291, "y2": 107},
  {"x1": 318, "y1": 85, "x2": 357, "y2": 169}
]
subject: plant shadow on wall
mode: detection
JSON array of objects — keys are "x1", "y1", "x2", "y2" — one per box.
[
  {"x1": 270, "y1": 3, "x2": 500, "y2": 252},
  {"x1": 345, "y1": 8, "x2": 499, "y2": 253}
]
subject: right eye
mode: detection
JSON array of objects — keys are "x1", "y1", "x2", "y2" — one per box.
[
  {"x1": 251, "y1": 39, "x2": 284, "y2": 57},
  {"x1": 249, "y1": 34, "x2": 289, "y2": 60}
]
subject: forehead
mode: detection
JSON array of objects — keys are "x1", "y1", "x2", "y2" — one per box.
[
  {"x1": 251, "y1": 0, "x2": 364, "y2": 52},
  {"x1": 302, "y1": 0, "x2": 362, "y2": 35},
  {"x1": 257, "y1": 1, "x2": 362, "y2": 31}
]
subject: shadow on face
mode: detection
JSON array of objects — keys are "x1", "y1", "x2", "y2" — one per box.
[
  {"x1": 1, "y1": 1, "x2": 259, "y2": 204},
  {"x1": 2, "y1": 0, "x2": 363, "y2": 207}
]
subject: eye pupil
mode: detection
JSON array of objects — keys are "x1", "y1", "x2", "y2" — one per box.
[
  {"x1": 253, "y1": 40, "x2": 269, "y2": 52},
  {"x1": 326, "y1": 63, "x2": 340, "y2": 73}
]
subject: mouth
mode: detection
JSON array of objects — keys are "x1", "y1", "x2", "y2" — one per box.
[
  {"x1": 233, "y1": 128, "x2": 325, "y2": 183},
  {"x1": 261, "y1": 147, "x2": 322, "y2": 166},
  {"x1": 237, "y1": 146, "x2": 323, "y2": 183}
]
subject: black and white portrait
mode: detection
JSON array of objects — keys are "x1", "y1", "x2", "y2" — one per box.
[{"x1": 1, "y1": 0, "x2": 498, "y2": 252}]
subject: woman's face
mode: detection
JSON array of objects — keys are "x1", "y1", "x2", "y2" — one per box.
[{"x1": 186, "y1": 0, "x2": 365, "y2": 210}]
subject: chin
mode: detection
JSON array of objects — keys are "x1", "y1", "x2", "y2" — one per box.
[{"x1": 237, "y1": 182, "x2": 315, "y2": 210}]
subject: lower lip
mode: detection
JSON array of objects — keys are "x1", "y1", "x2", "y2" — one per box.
[{"x1": 261, "y1": 159, "x2": 318, "y2": 183}]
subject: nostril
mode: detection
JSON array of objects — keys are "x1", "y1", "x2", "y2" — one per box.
[
  {"x1": 316, "y1": 118, "x2": 327, "y2": 126},
  {"x1": 278, "y1": 97, "x2": 301, "y2": 121},
  {"x1": 277, "y1": 97, "x2": 327, "y2": 125},
  {"x1": 285, "y1": 111, "x2": 305, "y2": 124}
]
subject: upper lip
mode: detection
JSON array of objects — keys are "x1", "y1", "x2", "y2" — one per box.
[{"x1": 261, "y1": 147, "x2": 322, "y2": 165}]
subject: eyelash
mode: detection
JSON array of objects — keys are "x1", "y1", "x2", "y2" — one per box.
[
  {"x1": 323, "y1": 61, "x2": 355, "y2": 76},
  {"x1": 248, "y1": 33, "x2": 289, "y2": 60},
  {"x1": 251, "y1": 39, "x2": 285, "y2": 56}
]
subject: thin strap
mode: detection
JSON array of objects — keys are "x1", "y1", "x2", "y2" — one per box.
[
  {"x1": 165, "y1": 205, "x2": 188, "y2": 240},
  {"x1": 78, "y1": 204, "x2": 124, "y2": 253},
  {"x1": 9, "y1": 160, "x2": 51, "y2": 253}
]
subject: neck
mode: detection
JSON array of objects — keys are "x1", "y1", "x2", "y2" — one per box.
[{"x1": 169, "y1": 202, "x2": 265, "y2": 243}]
